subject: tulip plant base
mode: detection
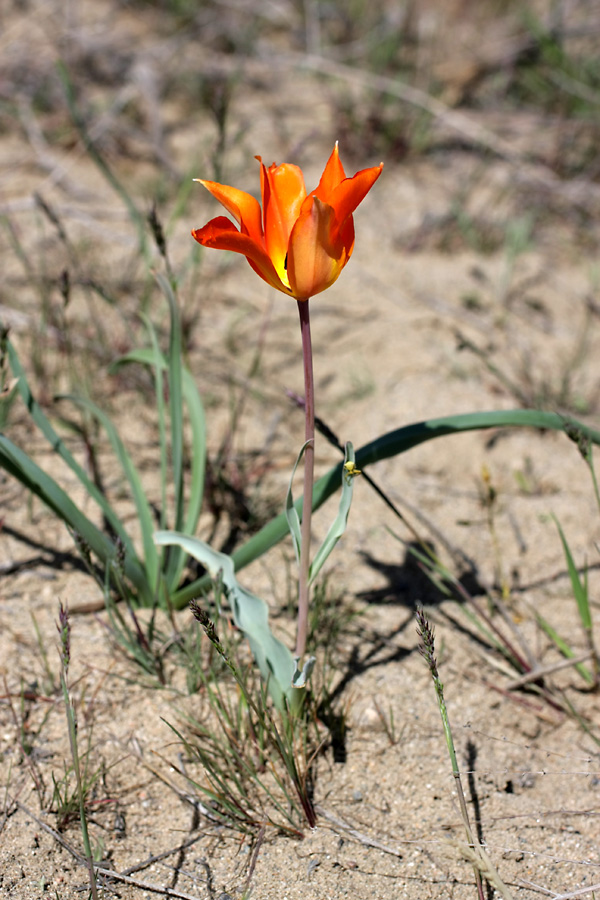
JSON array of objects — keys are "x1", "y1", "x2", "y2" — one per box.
[{"x1": 2, "y1": 0, "x2": 600, "y2": 898}]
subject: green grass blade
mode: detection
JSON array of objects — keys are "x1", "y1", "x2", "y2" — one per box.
[
  {"x1": 109, "y1": 347, "x2": 207, "y2": 592},
  {"x1": 158, "y1": 273, "x2": 185, "y2": 588},
  {"x1": 535, "y1": 610, "x2": 593, "y2": 684},
  {"x1": 553, "y1": 515, "x2": 592, "y2": 631},
  {"x1": 0, "y1": 375, "x2": 19, "y2": 430},
  {"x1": 585, "y1": 446, "x2": 600, "y2": 514},
  {"x1": 60, "y1": 394, "x2": 160, "y2": 597},
  {"x1": 171, "y1": 408, "x2": 600, "y2": 608},
  {"x1": 405, "y1": 543, "x2": 454, "y2": 598},
  {"x1": 160, "y1": 273, "x2": 184, "y2": 531},
  {"x1": 0, "y1": 435, "x2": 149, "y2": 598},
  {"x1": 140, "y1": 314, "x2": 169, "y2": 531},
  {"x1": 181, "y1": 368, "x2": 206, "y2": 536},
  {"x1": 5, "y1": 336, "x2": 136, "y2": 559}
]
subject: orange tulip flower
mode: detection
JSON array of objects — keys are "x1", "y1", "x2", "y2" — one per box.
[{"x1": 192, "y1": 144, "x2": 383, "y2": 300}]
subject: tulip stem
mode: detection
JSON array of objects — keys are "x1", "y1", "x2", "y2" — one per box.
[{"x1": 296, "y1": 297, "x2": 314, "y2": 661}]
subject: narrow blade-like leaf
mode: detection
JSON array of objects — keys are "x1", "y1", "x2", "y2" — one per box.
[
  {"x1": 553, "y1": 515, "x2": 592, "y2": 631},
  {"x1": 284, "y1": 440, "x2": 312, "y2": 567},
  {"x1": 0, "y1": 435, "x2": 150, "y2": 599},
  {"x1": 5, "y1": 336, "x2": 135, "y2": 559},
  {"x1": 309, "y1": 442, "x2": 356, "y2": 585},
  {"x1": 154, "y1": 531, "x2": 295, "y2": 708},
  {"x1": 171, "y1": 409, "x2": 600, "y2": 608},
  {"x1": 60, "y1": 395, "x2": 160, "y2": 595}
]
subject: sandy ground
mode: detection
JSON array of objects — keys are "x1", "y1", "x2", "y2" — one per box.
[{"x1": 2, "y1": 1, "x2": 600, "y2": 898}]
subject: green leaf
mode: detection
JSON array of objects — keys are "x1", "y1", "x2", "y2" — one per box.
[
  {"x1": 154, "y1": 531, "x2": 295, "y2": 709},
  {"x1": 535, "y1": 610, "x2": 593, "y2": 685},
  {"x1": 161, "y1": 273, "x2": 184, "y2": 533},
  {"x1": 59, "y1": 394, "x2": 161, "y2": 596},
  {"x1": 0, "y1": 376, "x2": 19, "y2": 430},
  {"x1": 181, "y1": 367, "x2": 206, "y2": 536},
  {"x1": 5, "y1": 336, "x2": 136, "y2": 561},
  {"x1": 139, "y1": 272, "x2": 185, "y2": 590},
  {"x1": 0, "y1": 435, "x2": 150, "y2": 600},
  {"x1": 309, "y1": 441, "x2": 357, "y2": 585},
  {"x1": 291, "y1": 655, "x2": 316, "y2": 689},
  {"x1": 110, "y1": 345, "x2": 207, "y2": 592},
  {"x1": 171, "y1": 408, "x2": 600, "y2": 608},
  {"x1": 139, "y1": 313, "x2": 169, "y2": 531},
  {"x1": 553, "y1": 515, "x2": 592, "y2": 632},
  {"x1": 284, "y1": 440, "x2": 312, "y2": 567}
]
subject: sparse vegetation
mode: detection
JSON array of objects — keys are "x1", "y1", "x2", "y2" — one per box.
[{"x1": 1, "y1": 1, "x2": 600, "y2": 898}]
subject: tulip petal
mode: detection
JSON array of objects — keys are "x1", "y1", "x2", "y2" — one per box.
[
  {"x1": 313, "y1": 143, "x2": 346, "y2": 202},
  {"x1": 192, "y1": 217, "x2": 291, "y2": 294},
  {"x1": 259, "y1": 159, "x2": 307, "y2": 281},
  {"x1": 329, "y1": 163, "x2": 384, "y2": 231},
  {"x1": 193, "y1": 149, "x2": 382, "y2": 301},
  {"x1": 195, "y1": 179, "x2": 263, "y2": 243},
  {"x1": 287, "y1": 197, "x2": 348, "y2": 299},
  {"x1": 339, "y1": 215, "x2": 355, "y2": 261}
]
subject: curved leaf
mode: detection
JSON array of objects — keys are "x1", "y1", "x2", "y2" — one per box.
[
  {"x1": 6, "y1": 336, "x2": 137, "y2": 561},
  {"x1": 171, "y1": 409, "x2": 600, "y2": 608},
  {"x1": 60, "y1": 394, "x2": 160, "y2": 593},
  {"x1": 309, "y1": 441, "x2": 356, "y2": 585},
  {"x1": 284, "y1": 440, "x2": 312, "y2": 567},
  {"x1": 0, "y1": 435, "x2": 150, "y2": 599},
  {"x1": 111, "y1": 348, "x2": 207, "y2": 593},
  {"x1": 154, "y1": 531, "x2": 295, "y2": 709}
]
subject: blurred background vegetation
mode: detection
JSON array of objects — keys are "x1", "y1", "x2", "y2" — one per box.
[{"x1": 2, "y1": 0, "x2": 599, "y2": 546}]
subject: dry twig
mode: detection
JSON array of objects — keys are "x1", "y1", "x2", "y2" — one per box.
[
  {"x1": 505, "y1": 653, "x2": 593, "y2": 690},
  {"x1": 13, "y1": 798, "x2": 208, "y2": 900},
  {"x1": 315, "y1": 805, "x2": 403, "y2": 858}
]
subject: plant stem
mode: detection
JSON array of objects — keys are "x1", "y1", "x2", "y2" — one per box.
[
  {"x1": 60, "y1": 674, "x2": 99, "y2": 900},
  {"x1": 57, "y1": 603, "x2": 98, "y2": 900},
  {"x1": 416, "y1": 608, "x2": 485, "y2": 900},
  {"x1": 295, "y1": 298, "x2": 314, "y2": 660}
]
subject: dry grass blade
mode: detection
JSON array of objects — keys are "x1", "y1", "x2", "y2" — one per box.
[
  {"x1": 519, "y1": 880, "x2": 600, "y2": 899},
  {"x1": 315, "y1": 806, "x2": 403, "y2": 858},
  {"x1": 443, "y1": 838, "x2": 515, "y2": 900},
  {"x1": 13, "y1": 798, "x2": 208, "y2": 900},
  {"x1": 505, "y1": 653, "x2": 594, "y2": 690}
]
